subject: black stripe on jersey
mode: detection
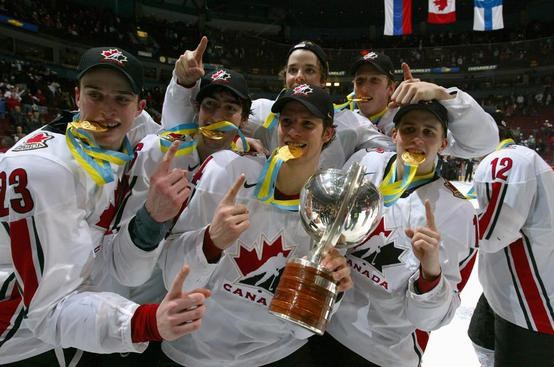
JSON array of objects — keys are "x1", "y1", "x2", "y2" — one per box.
[
  {"x1": 485, "y1": 182, "x2": 508, "y2": 240},
  {"x1": 0, "y1": 306, "x2": 26, "y2": 349},
  {"x1": 2, "y1": 222, "x2": 9, "y2": 236},
  {"x1": 32, "y1": 217, "x2": 44, "y2": 274},
  {"x1": 410, "y1": 332, "x2": 423, "y2": 366},
  {"x1": 0, "y1": 273, "x2": 15, "y2": 300},
  {"x1": 504, "y1": 244, "x2": 533, "y2": 330},
  {"x1": 112, "y1": 175, "x2": 138, "y2": 231},
  {"x1": 522, "y1": 231, "x2": 554, "y2": 322}
]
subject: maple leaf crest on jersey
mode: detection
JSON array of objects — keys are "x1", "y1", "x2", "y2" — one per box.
[
  {"x1": 211, "y1": 70, "x2": 231, "y2": 83},
  {"x1": 292, "y1": 84, "x2": 313, "y2": 96},
  {"x1": 232, "y1": 236, "x2": 292, "y2": 294},
  {"x1": 12, "y1": 132, "x2": 54, "y2": 151},
  {"x1": 101, "y1": 48, "x2": 128, "y2": 65}
]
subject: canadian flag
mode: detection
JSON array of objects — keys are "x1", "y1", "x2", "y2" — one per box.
[{"x1": 428, "y1": 0, "x2": 456, "y2": 24}]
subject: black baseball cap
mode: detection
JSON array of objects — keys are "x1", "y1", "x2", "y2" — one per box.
[
  {"x1": 350, "y1": 51, "x2": 395, "y2": 80},
  {"x1": 77, "y1": 47, "x2": 143, "y2": 94},
  {"x1": 271, "y1": 84, "x2": 334, "y2": 120},
  {"x1": 196, "y1": 68, "x2": 250, "y2": 104},
  {"x1": 287, "y1": 41, "x2": 329, "y2": 74},
  {"x1": 393, "y1": 100, "x2": 448, "y2": 132},
  {"x1": 484, "y1": 106, "x2": 507, "y2": 128}
]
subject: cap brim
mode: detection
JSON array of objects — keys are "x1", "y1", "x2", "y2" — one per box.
[
  {"x1": 350, "y1": 60, "x2": 387, "y2": 76},
  {"x1": 393, "y1": 104, "x2": 448, "y2": 130},
  {"x1": 196, "y1": 83, "x2": 249, "y2": 103},
  {"x1": 77, "y1": 64, "x2": 140, "y2": 94},
  {"x1": 271, "y1": 96, "x2": 327, "y2": 119}
]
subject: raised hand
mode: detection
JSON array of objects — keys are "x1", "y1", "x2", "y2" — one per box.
[
  {"x1": 175, "y1": 36, "x2": 208, "y2": 87},
  {"x1": 145, "y1": 141, "x2": 191, "y2": 223},
  {"x1": 321, "y1": 247, "x2": 353, "y2": 292},
  {"x1": 405, "y1": 200, "x2": 442, "y2": 280},
  {"x1": 389, "y1": 62, "x2": 452, "y2": 108},
  {"x1": 157, "y1": 265, "x2": 211, "y2": 341},
  {"x1": 208, "y1": 174, "x2": 250, "y2": 250}
]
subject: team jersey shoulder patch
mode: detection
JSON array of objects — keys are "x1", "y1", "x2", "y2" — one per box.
[
  {"x1": 12, "y1": 132, "x2": 54, "y2": 152},
  {"x1": 443, "y1": 180, "x2": 467, "y2": 200}
]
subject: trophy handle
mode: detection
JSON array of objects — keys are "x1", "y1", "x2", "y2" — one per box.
[{"x1": 309, "y1": 162, "x2": 365, "y2": 264}]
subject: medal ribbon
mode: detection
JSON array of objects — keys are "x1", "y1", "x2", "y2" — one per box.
[
  {"x1": 379, "y1": 159, "x2": 435, "y2": 207},
  {"x1": 254, "y1": 146, "x2": 301, "y2": 211},
  {"x1": 262, "y1": 112, "x2": 279, "y2": 130},
  {"x1": 159, "y1": 123, "x2": 198, "y2": 156},
  {"x1": 66, "y1": 122, "x2": 133, "y2": 185}
]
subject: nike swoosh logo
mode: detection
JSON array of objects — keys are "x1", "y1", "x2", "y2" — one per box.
[
  {"x1": 243, "y1": 181, "x2": 257, "y2": 189},
  {"x1": 188, "y1": 162, "x2": 200, "y2": 171}
]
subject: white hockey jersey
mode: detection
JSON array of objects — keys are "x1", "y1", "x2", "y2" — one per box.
[
  {"x1": 0, "y1": 115, "x2": 161, "y2": 364},
  {"x1": 327, "y1": 149, "x2": 477, "y2": 367},
  {"x1": 474, "y1": 144, "x2": 554, "y2": 335},
  {"x1": 364, "y1": 87, "x2": 499, "y2": 159},
  {"x1": 158, "y1": 150, "x2": 319, "y2": 367}
]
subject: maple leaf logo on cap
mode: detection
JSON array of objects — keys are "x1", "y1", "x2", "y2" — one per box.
[
  {"x1": 433, "y1": 0, "x2": 448, "y2": 11},
  {"x1": 292, "y1": 84, "x2": 313, "y2": 96},
  {"x1": 363, "y1": 52, "x2": 379, "y2": 60},
  {"x1": 211, "y1": 70, "x2": 231, "y2": 82},
  {"x1": 101, "y1": 49, "x2": 128, "y2": 65}
]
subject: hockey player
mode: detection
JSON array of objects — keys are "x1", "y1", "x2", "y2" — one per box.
[
  {"x1": 0, "y1": 47, "x2": 209, "y2": 365},
  {"x1": 311, "y1": 100, "x2": 478, "y2": 366},
  {"x1": 164, "y1": 37, "x2": 393, "y2": 169},
  {"x1": 470, "y1": 109, "x2": 554, "y2": 366},
  {"x1": 348, "y1": 52, "x2": 499, "y2": 158},
  {"x1": 157, "y1": 84, "x2": 352, "y2": 366}
]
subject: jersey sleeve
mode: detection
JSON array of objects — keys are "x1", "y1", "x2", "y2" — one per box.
[
  {"x1": 405, "y1": 192, "x2": 476, "y2": 331},
  {"x1": 1, "y1": 155, "x2": 145, "y2": 353},
  {"x1": 474, "y1": 150, "x2": 536, "y2": 253},
  {"x1": 126, "y1": 110, "x2": 161, "y2": 148},
  {"x1": 161, "y1": 72, "x2": 200, "y2": 130},
  {"x1": 440, "y1": 88, "x2": 499, "y2": 158},
  {"x1": 337, "y1": 110, "x2": 395, "y2": 155}
]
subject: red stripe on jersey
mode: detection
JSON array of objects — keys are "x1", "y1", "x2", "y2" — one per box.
[
  {"x1": 457, "y1": 248, "x2": 477, "y2": 292},
  {"x1": 414, "y1": 329, "x2": 429, "y2": 352},
  {"x1": 0, "y1": 284, "x2": 22, "y2": 337},
  {"x1": 10, "y1": 218, "x2": 39, "y2": 308},
  {"x1": 191, "y1": 156, "x2": 213, "y2": 185},
  {"x1": 509, "y1": 238, "x2": 554, "y2": 334},
  {"x1": 478, "y1": 182, "x2": 503, "y2": 239}
]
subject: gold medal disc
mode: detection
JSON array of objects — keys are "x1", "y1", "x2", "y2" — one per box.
[
  {"x1": 199, "y1": 127, "x2": 225, "y2": 140},
  {"x1": 71, "y1": 120, "x2": 108, "y2": 132},
  {"x1": 402, "y1": 151, "x2": 426, "y2": 165}
]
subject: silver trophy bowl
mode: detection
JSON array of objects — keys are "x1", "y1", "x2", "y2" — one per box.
[{"x1": 300, "y1": 162, "x2": 382, "y2": 262}]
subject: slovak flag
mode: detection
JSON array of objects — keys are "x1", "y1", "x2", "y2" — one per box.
[
  {"x1": 384, "y1": 0, "x2": 412, "y2": 36},
  {"x1": 428, "y1": 0, "x2": 456, "y2": 24},
  {"x1": 473, "y1": 0, "x2": 504, "y2": 31}
]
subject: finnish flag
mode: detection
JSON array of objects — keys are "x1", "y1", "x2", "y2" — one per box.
[{"x1": 473, "y1": 0, "x2": 504, "y2": 31}]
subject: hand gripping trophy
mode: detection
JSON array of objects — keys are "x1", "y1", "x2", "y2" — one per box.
[{"x1": 269, "y1": 162, "x2": 382, "y2": 334}]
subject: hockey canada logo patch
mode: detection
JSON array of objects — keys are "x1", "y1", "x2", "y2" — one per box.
[
  {"x1": 292, "y1": 84, "x2": 313, "y2": 96},
  {"x1": 101, "y1": 49, "x2": 128, "y2": 65},
  {"x1": 224, "y1": 236, "x2": 293, "y2": 306},
  {"x1": 363, "y1": 52, "x2": 379, "y2": 60},
  {"x1": 211, "y1": 70, "x2": 231, "y2": 83},
  {"x1": 13, "y1": 132, "x2": 54, "y2": 151}
]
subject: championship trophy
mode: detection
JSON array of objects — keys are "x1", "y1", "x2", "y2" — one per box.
[{"x1": 269, "y1": 162, "x2": 382, "y2": 335}]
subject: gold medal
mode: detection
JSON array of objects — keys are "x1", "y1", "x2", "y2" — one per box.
[
  {"x1": 199, "y1": 127, "x2": 225, "y2": 140},
  {"x1": 402, "y1": 151, "x2": 426, "y2": 165},
  {"x1": 278, "y1": 144, "x2": 304, "y2": 160},
  {"x1": 71, "y1": 120, "x2": 108, "y2": 132},
  {"x1": 349, "y1": 97, "x2": 371, "y2": 102}
]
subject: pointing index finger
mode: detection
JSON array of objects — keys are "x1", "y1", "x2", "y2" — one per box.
[
  {"x1": 159, "y1": 140, "x2": 180, "y2": 173},
  {"x1": 168, "y1": 265, "x2": 190, "y2": 299},
  {"x1": 221, "y1": 174, "x2": 246, "y2": 205},
  {"x1": 424, "y1": 200, "x2": 437, "y2": 231},
  {"x1": 194, "y1": 36, "x2": 208, "y2": 63},
  {"x1": 402, "y1": 62, "x2": 414, "y2": 81}
]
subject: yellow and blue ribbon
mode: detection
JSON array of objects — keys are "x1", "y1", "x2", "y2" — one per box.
[
  {"x1": 379, "y1": 159, "x2": 435, "y2": 207},
  {"x1": 334, "y1": 92, "x2": 356, "y2": 113},
  {"x1": 254, "y1": 146, "x2": 301, "y2": 211},
  {"x1": 262, "y1": 112, "x2": 279, "y2": 130},
  {"x1": 159, "y1": 123, "x2": 198, "y2": 156},
  {"x1": 66, "y1": 122, "x2": 133, "y2": 186}
]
